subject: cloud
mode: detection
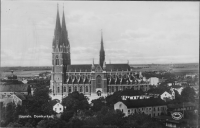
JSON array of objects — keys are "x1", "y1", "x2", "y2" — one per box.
[{"x1": 1, "y1": 2, "x2": 199, "y2": 66}]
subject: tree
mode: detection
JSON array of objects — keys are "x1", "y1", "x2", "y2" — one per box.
[
  {"x1": 102, "y1": 109, "x2": 125, "y2": 126},
  {"x1": 84, "y1": 116, "x2": 101, "y2": 127},
  {"x1": 181, "y1": 87, "x2": 196, "y2": 102},
  {"x1": 105, "y1": 91, "x2": 123, "y2": 108},
  {"x1": 37, "y1": 118, "x2": 67, "y2": 128},
  {"x1": 91, "y1": 97, "x2": 106, "y2": 112},
  {"x1": 61, "y1": 110, "x2": 74, "y2": 122},
  {"x1": 0, "y1": 103, "x2": 15, "y2": 127},
  {"x1": 27, "y1": 85, "x2": 32, "y2": 95},
  {"x1": 7, "y1": 122, "x2": 23, "y2": 127},
  {"x1": 124, "y1": 113, "x2": 164, "y2": 128},
  {"x1": 67, "y1": 117, "x2": 84, "y2": 128},
  {"x1": 62, "y1": 91, "x2": 89, "y2": 112},
  {"x1": 27, "y1": 85, "x2": 55, "y2": 115}
]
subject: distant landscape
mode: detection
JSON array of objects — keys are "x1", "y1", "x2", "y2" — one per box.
[{"x1": 0, "y1": 63, "x2": 198, "y2": 79}]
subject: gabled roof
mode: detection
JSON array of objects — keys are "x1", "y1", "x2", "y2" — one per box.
[
  {"x1": 106, "y1": 64, "x2": 130, "y2": 71},
  {"x1": 67, "y1": 64, "x2": 130, "y2": 72},
  {"x1": 67, "y1": 65, "x2": 92, "y2": 72},
  {"x1": 147, "y1": 88, "x2": 166, "y2": 95},
  {"x1": 53, "y1": 102, "x2": 63, "y2": 107},
  {"x1": 66, "y1": 77, "x2": 90, "y2": 84},
  {"x1": 121, "y1": 89, "x2": 145, "y2": 96},
  {"x1": 14, "y1": 93, "x2": 26, "y2": 100},
  {"x1": 0, "y1": 84, "x2": 28, "y2": 92},
  {"x1": 147, "y1": 87, "x2": 171, "y2": 95},
  {"x1": 167, "y1": 102, "x2": 196, "y2": 109},
  {"x1": 171, "y1": 85, "x2": 182, "y2": 88},
  {"x1": 120, "y1": 98, "x2": 166, "y2": 108}
]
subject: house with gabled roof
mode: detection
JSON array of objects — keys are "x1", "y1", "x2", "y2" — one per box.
[
  {"x1": 147, "y1": 88, "x2": 175, "y2": 101},
  {"x1": 0, "y1": 92, "x2": 26, "y2": 106},
  {"x1": 114, "y1": 97, "x2": 167, "y2": 117}
]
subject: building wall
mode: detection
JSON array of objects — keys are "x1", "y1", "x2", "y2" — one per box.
[
  {"x1": 149, "y1": 77, "x2": 159, "y2": 86},
  {"x1": 160, "y1": 92, "x2": 173, "y2": 100},
  {"x1": 50, "y1": 70, "x2": 151, "y2": 101},
  {"x1": 114, "y1": 101, "x2": 167, "y2": 117},
  {"x1": 53, "y1": 103, "x2": 64, "y2": 113}
]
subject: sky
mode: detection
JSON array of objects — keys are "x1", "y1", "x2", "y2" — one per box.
[{"x1": 1, "y1": 1, "x2": 199, "y2": 66}]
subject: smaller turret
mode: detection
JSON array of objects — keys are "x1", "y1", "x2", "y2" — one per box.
[
  {"x1": 103, "y1": 61, "x2": 106, "y2": 70},
  {"x1": 92, "y1": 58, "x2": 95, "y2": 71}
]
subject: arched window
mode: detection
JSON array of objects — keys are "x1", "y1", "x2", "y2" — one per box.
[
  {"x1": 69, "y1": 87, "x2": 71, "y2": 92},
  {"x1": 57, "y1": 87, "x2": 60, "y2": 93},
  {"x1": 75, "y1": 86, "x2": 77, "y2": 91},
  {"x1": 96, "y1": 75, "x2": 102, "y2": 88},
  {"x1": 112, "y1": 86, "x2": 114, "y2": 92},
  {"x1": 86, "y1": 86, "x2": 88, "y2": 92},
  {"x1": 55, "y1": 55, "x2": 59, "y2": 65},
  {"x1": 87, "y1": 74, "x2": 90, "y2": 79},
  {"x1": 80, "y1": 86, "x2": 82, "y2": 92},
  {"x1": 64, "y1": 87, "x2": 66, "y2": 92}
]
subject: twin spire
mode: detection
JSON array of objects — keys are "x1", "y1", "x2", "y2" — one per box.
[
  {"x1": 99, "y1": 30, "x2": 105, "y2": 68},
  {"x1": 100, "y1": 30, "x2": 104, "y2": 51},
  {"x1": 53, "y1": 4, "x2": 69, "y2": 48}
]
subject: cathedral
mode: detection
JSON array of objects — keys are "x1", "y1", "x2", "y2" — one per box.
[{"x1": 50, "y1": 6, "x2": 150, "y2": 101}]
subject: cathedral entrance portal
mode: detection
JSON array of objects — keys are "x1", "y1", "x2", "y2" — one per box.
[
  {"x1": 97, "y1": 90, "x2": 101, "y2": 96},
  {"x1": 96, "y1": 88, "x2": 102, "y2": 96}
]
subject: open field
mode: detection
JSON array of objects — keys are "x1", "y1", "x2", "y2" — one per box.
[
  {"x1": 130, "y1": 63, "x2": 199, "y2": 74},
  {"x1": 0, "y1": 70, "x2": 51, "y2": 79},
  {"x1": 0, "y1": 63, "x2": 198, "y2": 79}
]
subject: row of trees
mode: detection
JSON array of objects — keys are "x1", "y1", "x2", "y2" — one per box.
[
  {"x1": 0, "y1": 80, "x2": 197, "y2": 128},
  {"x1": 36, "y1": 91, "x2": 164, "y2": 128},
  {"x1": 0, "y1": 83, "x2": 55, "y2": 127}
]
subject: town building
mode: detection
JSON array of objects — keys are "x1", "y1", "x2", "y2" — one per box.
[
  {"x1": 49, "y1": 5, "x2": 150, "y2": 101},
  {"x1": 148, "y1": 77, "x2": 159, "y2": 86},
  {"x1": 114, "y1": 98, "x2": 167, "y2": 117},
  {"x1": 170, "y1": 85, "x2": 184, "y2": 95},
  {"x1": 0, "y1": 93, "x2": 25, "y2": 107},
  {"x1": 167, "y1": 102, "x2": 196, "y2": 113},
  {"x1": 53, "y1": 103, "x2": 64, "y2": 114},
  {"x1": 154, "y1": 115, "x2": 197, "y2": 128},
  {"x1": 147, "y1": 88, "x2": 175, "y2": 101},
  {"x1": 120, "y1": 89, "x2": 150, "y2": 100}
]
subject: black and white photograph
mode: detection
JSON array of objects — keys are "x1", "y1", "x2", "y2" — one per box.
[{"x1": 0, "y1": 1, "x2": 199, "y2": 128}]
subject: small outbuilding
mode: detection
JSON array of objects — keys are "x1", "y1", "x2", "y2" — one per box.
[{"x1": 53, "y1": 103, "x2": 64, "y2": 114}]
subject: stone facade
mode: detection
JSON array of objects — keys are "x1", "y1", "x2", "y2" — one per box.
[
  {"x1": 114, "y1": 99, "x2": 167, "y2": 117},
  {"x1": 50, "y1": 6, "x2": 150, "y2": 101}
]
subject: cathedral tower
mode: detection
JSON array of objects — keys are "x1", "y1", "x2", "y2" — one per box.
[
  {"x1": 99, "y1": 31, "x2": 105, "y2": 68},
  {"x1": 51, "y1": 5, "x2": 70, "y2": 96}
]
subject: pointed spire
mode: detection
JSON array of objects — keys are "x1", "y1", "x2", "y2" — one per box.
[
  {"x1": 53, "y1": 4, "x2": 61, "y2": 47},
  {"x1": 99, "y1": 29, "x2": 105, "y2": 68},
  {"x1": 92, "y1": 58, "x2": 95, "y2": 70},
  {"x1": 100, "y1": 29, "x2": 104, "y2": 51},
  {"x1": 103, "y1": 61, "x2": 106, "y2": 70},
  {"x1": 55, "y1": 4, "x2": 61, "y2": 36},
  {"x1": 61, "y1": 4, "x2": 69, "y2": 46}
]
